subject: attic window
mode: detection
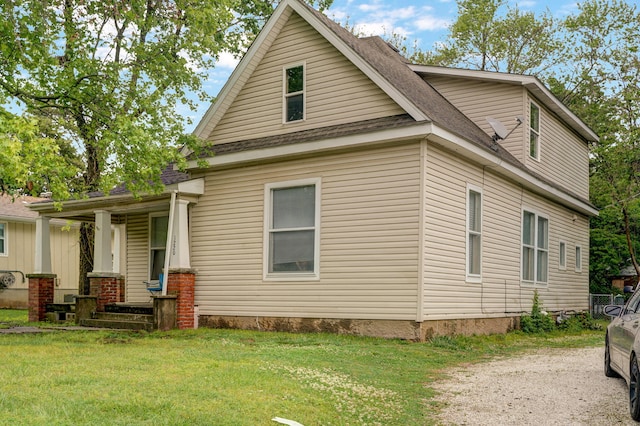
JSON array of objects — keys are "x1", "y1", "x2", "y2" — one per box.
[
  {"x1": 284, "y1": 64, "x2": 305, "y2": 122},
  {"x1": 529, "y1": 102, "x2": 540, "y2": 160}
]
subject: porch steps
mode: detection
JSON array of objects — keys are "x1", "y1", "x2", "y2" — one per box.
[{"x1": 79, "y1": 304, "x2": 155, "y2": 331}]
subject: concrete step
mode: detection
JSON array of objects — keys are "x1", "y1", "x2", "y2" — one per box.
[
  {"x1": 93, "y1": 312, "x2": 153, "y2": 323},
  {"x1": 80, "y1": 318, "x2": 154, "y2": 332}
]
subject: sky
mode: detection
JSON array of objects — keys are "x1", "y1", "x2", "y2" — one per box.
[{"x1": 185, "y1": 0, "x2": 584, "y2": 131}]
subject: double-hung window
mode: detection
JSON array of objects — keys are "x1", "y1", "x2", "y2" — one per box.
[
  {"x1": 0, "y1": 222, "x2": 6, "y2": 256},
  {"x1": 522, "y1": 210, "x2": 548, "y2": 286},
  {"x1": 284, "y1": 64, "x2": 305, "y2": 123},
  {"x1": 466, "y1": 185, "x2": 482, "y2": 281},
  {"x1": 149, "y1": 214, "x2": 168, "y2": 280},
  {"x1": 559, "y1": 241, "x2": 566, "y2": 270},
  {"x1": 265, "y1": 179, "x2": 320, "y2": 279},
  {"x1": 529, "y1": 102, "x2": 540, "y2": 160},
  {"x1": 575, "y1": 245, "x2": 582, "y2": 272}
]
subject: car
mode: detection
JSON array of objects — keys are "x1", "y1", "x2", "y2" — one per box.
[{"x1": 604, "y1": 290, "x2": 640, "y2": 421}]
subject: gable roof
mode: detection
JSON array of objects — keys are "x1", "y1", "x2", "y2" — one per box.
[{"x1": 187, "y1": 0, "x2": 597, "y2": 217}]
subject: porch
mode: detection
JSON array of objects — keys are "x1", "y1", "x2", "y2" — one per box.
[{"x1": 26, "y1": 175, "x2": 204, "y2": 331}]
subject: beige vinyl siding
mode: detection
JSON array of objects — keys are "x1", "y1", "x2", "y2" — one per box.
[
  {"x1": 191, "y1": 143, "x2": 421, "y2": 320},
  {"x1": 208, "y1": 12, "x2": 405, "y2": 145},
  {"x1": 421, "y1": 144, "x2": 589, "y2": 320},
  {"x1": 0, "y1": 221, "x2": 79, "y2": 305},
  {"x1": 525, "y1": 98, "x2": 590, "y2": 199},
  {"x1": 425, "y1": 76, "x2": 525, "y2": 161},
  {"x1": 125, "y1": 213, "x2": 153, "y2": 302}
]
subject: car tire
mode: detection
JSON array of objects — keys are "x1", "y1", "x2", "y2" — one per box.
[
  {"x1": 605, "y1": 336, "x2": 620, "y2": 378},
  {"x1": 630, "y1": 354, "x2": 640, "y2": 421}
]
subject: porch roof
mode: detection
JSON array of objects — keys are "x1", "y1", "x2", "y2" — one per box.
[{"x1": 28, "y1": 165, "x2": 204, "y2": 222}]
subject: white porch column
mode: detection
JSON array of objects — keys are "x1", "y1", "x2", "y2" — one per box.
[
  {"x1": 93, "y1": 210, "x2": 113, "y2": 274},
  {"x1": 34, "y1": 216, "x2": 52, "y2": 274},
  {"x1": 169, "y1": 199, "x2": 191, "y2": 269}
]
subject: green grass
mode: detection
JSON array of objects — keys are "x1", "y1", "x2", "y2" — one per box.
[{"x1": 0, "y1": 309, "x2": 605, "y2": 425}]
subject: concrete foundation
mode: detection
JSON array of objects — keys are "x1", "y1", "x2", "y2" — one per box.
[{"x1": 198, "y1": 315, "x2": 521, "y2": 341}]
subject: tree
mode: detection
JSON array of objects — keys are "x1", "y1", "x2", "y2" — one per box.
[
  {"x1": 555, "y1": 0, "x2": 640, "y2": 286},
  {"x1": 0, "y1": 0, "x2": 332, "y2": 293},
  {"x1": 420, "y1": 0, "x2": 560, "y2": 76}
]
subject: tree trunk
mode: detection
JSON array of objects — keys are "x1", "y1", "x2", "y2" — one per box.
[{"x1": 79, "y1": 222, "x2": 94, "y2": 294}]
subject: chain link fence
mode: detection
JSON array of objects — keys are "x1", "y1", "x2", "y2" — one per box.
[{"x1": 590, "y1": 294, "x2": 626, "y2": 319}]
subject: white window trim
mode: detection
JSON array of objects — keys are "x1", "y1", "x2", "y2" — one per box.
[
  {"x1": 559, "y1": 240, "x2": 566, "y2": 270},
  {"x1": 520, "y1": 208, "x2": 549, "y2": 288},
  {"x1": 529, "y1": 100, "x2": 541, "y2": 161},
  {"x1": 282, "y1": 62, "x2": 306, "y2": 124},
  {"x1": 148, "y1": 212, "x2": 169, "y2": 280},
  {"x1": 0, "y1": 221, "x2": 7, "y2": 257},
  {"x1": 264, "y1": 177, "x2": 321, "y2": 281},
  {"x1": 575, "y1": 245, "x2": 582, "y2": 272},
  {"x1": 466, "y1": 184, "x2": 482, "y2": 283}
]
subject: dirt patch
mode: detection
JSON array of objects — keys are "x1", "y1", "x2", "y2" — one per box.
[{"x1": 433, "y1": 346, "x2": 634, "y2": 425}]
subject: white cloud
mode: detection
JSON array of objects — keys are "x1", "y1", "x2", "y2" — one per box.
[
  {"x1": 215, "y1": 51, "x2": 241, "y2": 69},
  {"x1": 414, "y1": 15, "x2": 451, "y2": 31}
]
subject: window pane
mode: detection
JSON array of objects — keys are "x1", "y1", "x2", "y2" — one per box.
[
  {"x1": 522, "y1": 211, "x2": 534, "y2": 245},
  {"x1": 576, "y1": 246, "x2": 582, "y2": 270},
  {"x1": 286, "y1": 94, "x2": 304, "y2": 122},
  {"x1": 559, "y1": 242, "x2": 566, "y2": 267},
  {"x1": 0, "y1": 223, "x2": 4, "y2": 238},
  {"x1": 468, "y1": 233, "x2": 481, "y2": 275},
  {"x1": 286, "y1": 66, "x2": 303, "y2": 93},
  {"x1": 270, "y1": 230, "x2": 314, "y2": 272},
  {"x1": 151, "y1": 215, "x2": 168, "y2": 247},
  {"x1": 530, "y1": 103, "x2": 539, "y2": 131},
  {"x1": 522, "y1": 247, "x2": 534, "y2": 281},
  {"x1": 468, "y1": 190, "x2": 481, "y2": 232},
  {"x1": 537, "y1": 250, "x2": 548, "y2": 282},
  {"x1": 0, "y1": 223, "x2": 4, "y2": 254},
  {"x1": 272, "y1": 185, "x2": 315, "y2": 229},
  {"x1": 150, "y1": 249, "x2": 165, "y2": 280},
  {"x1": 537, "y1": 217, "x2": 548, "y2": 249},
  {"x1": 529, "y1": 132, "x2": 538, "y2": 158}
]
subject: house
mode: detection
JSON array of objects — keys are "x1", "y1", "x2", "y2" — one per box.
[
  {"x1": 0, "y1": 194, "x2": 79, "y2": 309},
  {"x1": 27, "y1": 0, "x2": 598, "y2": 339}
]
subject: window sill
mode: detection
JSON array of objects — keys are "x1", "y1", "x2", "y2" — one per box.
[{"x1": 264, "y1": 273, "x2": 319, "y2": 282}]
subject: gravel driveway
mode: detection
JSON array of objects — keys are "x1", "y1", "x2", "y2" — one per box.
[{"x1": 433, "y1": 346, "x2": 636, "y2": 425}]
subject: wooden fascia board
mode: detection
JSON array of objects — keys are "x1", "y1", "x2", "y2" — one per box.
[
  {"x1": 409, "y1": 65, "x2": 598, "y2": 142},
  {"x1": 187, "y1": 123, "x2": 434, "y2": 169},
  {"x1": 28, "y1": 178, "x2": 204, "y2": 218}
]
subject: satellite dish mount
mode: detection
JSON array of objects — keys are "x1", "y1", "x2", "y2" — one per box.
[{"x1": 486, "y1": 116, "x2": 525, "y2": 147}]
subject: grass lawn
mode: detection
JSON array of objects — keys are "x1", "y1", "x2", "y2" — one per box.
[{"x1": 0, "y1": 309, "x2": 604, "y2": 425}]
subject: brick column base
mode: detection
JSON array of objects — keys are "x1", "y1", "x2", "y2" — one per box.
[
  {"x1": 88, "y1": 273, "x2": 125, "y2": 312},
  {"x1": 167, "y1": 270, "x2": 196, "y2": 329},
  {"x1": 27, "y1": 274, "x2": 56, "y2": 322}
]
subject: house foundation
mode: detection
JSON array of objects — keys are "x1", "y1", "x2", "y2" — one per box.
[
  {"x1": 197, "y1": 315, "x2": 520, "y2": 341},
  {"x1": 27, "y1": 274, "x2": 56, "y2": 322}
]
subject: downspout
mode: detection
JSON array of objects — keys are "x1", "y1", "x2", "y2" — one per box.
[{"x1": 162, "y1": 190, "x2": 178, "y2": 296}]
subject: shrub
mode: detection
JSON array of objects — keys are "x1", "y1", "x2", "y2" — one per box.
[
  {"x1": 520, "y1": 290, "x2": 555, "y2": 333},
  {"x1": 556, "y1": 311, "x2": 602, "y2": 332}
]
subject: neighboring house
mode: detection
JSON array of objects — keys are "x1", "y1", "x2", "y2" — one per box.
[
  {"x1": 0, "y1": 194, "x2": 79, "y2": 308},
  {"x1": 28, "y1": 0, "x2": 598, "y2": 339}
]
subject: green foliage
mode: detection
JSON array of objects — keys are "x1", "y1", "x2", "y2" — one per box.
[
  {"x1": 520, "y1": 290, "x2": 556, "y2": 334},
  {"x1": 556, "y1": 312, "x2": 602, "y2": 332},
  {"x1": 416, "y1": 0, "x2": 560, "y2": 75}
]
